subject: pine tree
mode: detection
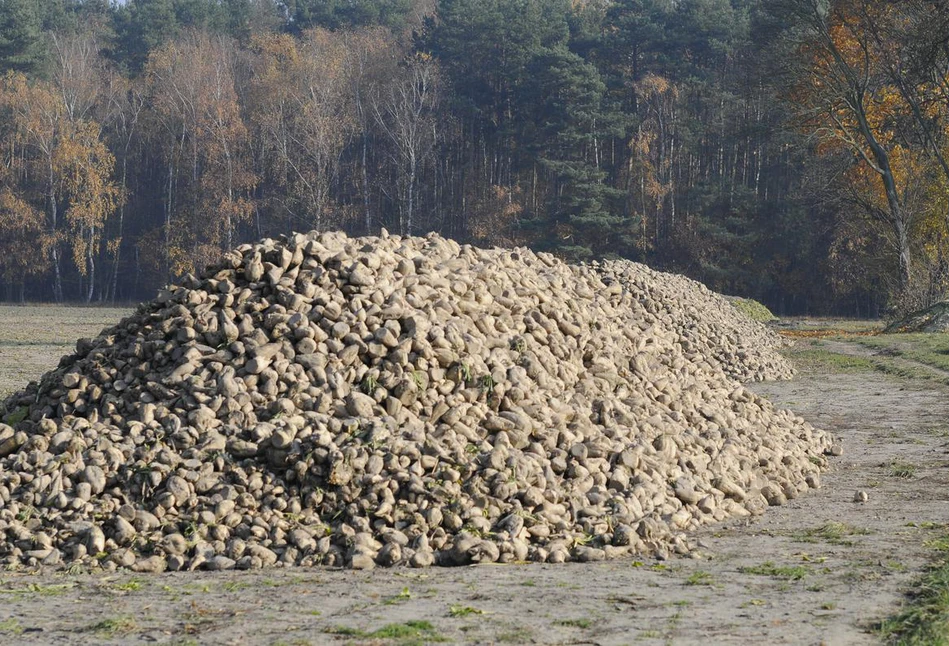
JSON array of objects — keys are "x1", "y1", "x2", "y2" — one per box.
[
  {"x1": 285, "y1": 0, "x2": 415, "y2": 32},
  {"x1": 520, "y1": 45, "x2": 624, "y2": 260},
  {"x1": 0, "y1": 0, "x2": 45, "y2": 74},
  {"x1": 113, "y1": 0, "x2": 179, "y2": 74}
]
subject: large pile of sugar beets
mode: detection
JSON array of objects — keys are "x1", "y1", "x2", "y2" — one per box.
[{"x1": 0, "y1": 231, "x2": 833, "y2": 572}]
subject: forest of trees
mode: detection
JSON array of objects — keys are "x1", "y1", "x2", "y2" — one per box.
[{"x1": 1, "y1": 0, "x2": 949, "y2": 316}]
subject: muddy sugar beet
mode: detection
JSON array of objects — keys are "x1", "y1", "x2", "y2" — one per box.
[{"x1": 0, "y1": 231, "x2": 833, "y2": 572}]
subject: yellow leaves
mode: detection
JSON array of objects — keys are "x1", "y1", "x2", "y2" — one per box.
[
  {"x1": 165, "y1": 244, "x2": 193, "y2": 278},
  {"x1": 797, "y1": 3, "x2": 933, "y2": 215},
  {"x1": 247, "y1": 26, "x2": 392, "y2": 230},
  {"x1": 794, "y1": 0, "x2": 903, "y2": 144},
  {"x1": 916, "y1": 174, "x2": 949, "y2": 242},
  {"x1": 250, "y1": 32, "x2": 300, "y2": 70},
  {"x1": 0, "y1": 187, "x2": 49, "y2": 281},
  {"x1": 49, "y1": 118, "x2": 122, "y2": 275},
  {"x1": 889, "y1": 146, "x2": 926, "y2": 192},
  {"x1": 0, "y1": 188, "x2": 43, "y2": 237},
  {"x1": 0, "y1": 68, "x2": 121, "y2": 276},
  {"x1": 467, "y1": 184, "x2": 525, "y2": 248},
  {"x1": 106, "y1": 237, "x2": 121, "y2": 256},
  {"x1": 825, "y1": 1, "x2": 896, "y2": 72},
  {"x1": 52, "y1": 121, "x2": 122, "y2": 275},
  {"x1": 0, "y1": 72, "x2": 63, "y2": 156},
  {"x1": 626, "y1": 72, "x2": 676, "y2": 251},
  {"x1": 146, "y1": 32, "x2": 250, "y2": 162},
  {"x1": 146, "y1": 32, "x2": 257, "y2": 269},
  {"x1": 635, "y1": 73, "x2": 677, "y2": 101},
  {"x1": 826, "y1": 19, "x2": 866, "y2": 72}
]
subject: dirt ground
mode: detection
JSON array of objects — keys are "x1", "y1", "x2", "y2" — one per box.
[
  {"x1": 1, "y1": 308, "x2": 948, "y2": 645},
  {"x1": 0, "y1": 305, "x2": 131, "y2": 398}
]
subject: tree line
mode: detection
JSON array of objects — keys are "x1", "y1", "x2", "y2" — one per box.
[{"x1": 1, "y1": 0, "x2": 949, "y2": 316}]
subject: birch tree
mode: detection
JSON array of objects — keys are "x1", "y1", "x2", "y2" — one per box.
[{"x1": 372, "y1": 53, "x2": 439, "y2": 236}]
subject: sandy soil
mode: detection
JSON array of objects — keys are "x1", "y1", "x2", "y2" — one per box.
[{"x1": 1, "y1": 327, "x2": 947, "y2": 645}]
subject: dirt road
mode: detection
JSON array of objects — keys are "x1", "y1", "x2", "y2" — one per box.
[{"x1": 1, "y1": 339, "x2": 948, "y2": 645}]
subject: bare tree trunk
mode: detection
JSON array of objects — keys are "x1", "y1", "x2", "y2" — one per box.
[
  {"x1": 362, "y1": 130, "x2": 371, "y2": 233},
  {"x1": 110, "y1": 157, "x2": 127, "y2": 303},
  {"x1": 407, "y1": 152, "x2": 416, "y2": 236},
  {"x1": 86, "y1": 226, "x2": 95, "y2": 303},
  {"x1": 853, "y1": 103, "x2": 911, "y2": 292},
  {"x1": 896, "y1": 217, "x2": 911, "y2": 290},
  {"x1": 669, "y1": 109, "x2": 677, "y2": 230},
  {"x1": 49, "y1": 164, "x2": 63, "y2": 303},
  {"x1": 224, "y1": 145, "x2": 233, "y2": 251},
  {"x1": 165, "y1": 159, "x2": 174, "y2": 277}
]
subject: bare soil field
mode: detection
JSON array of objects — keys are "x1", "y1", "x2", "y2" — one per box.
[
  {"x1": 0, "y1": 305, "x2": 132, "y2": 398},
  {"x1": 1, "y1": 308, "x2": 948, "y2": 645}
]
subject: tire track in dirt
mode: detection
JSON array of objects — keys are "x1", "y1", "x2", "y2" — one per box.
[{"x1": 823, "y1": 337, "x2": 949, "y2": 384}]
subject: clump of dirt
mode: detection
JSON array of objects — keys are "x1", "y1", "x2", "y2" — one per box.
[
  {"x1": 885, "y1": 301, "x2": 949, "y2": 333},
  {"x1": 0, "y1": 232, "x2": 833, "y2": 573}
]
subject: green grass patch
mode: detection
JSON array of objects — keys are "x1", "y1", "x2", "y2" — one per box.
[
  {"x1": 557, "y1": 618, "x2": 593, "y2": 629},
  {"x1": 739, "y1": 562, "x2": 809, "y2": 580},
  {"x1": 876, "y1": 362, "x2": 949, "y2": 384},
  {"x1": 796, "y1": 522, "x2": 872, "y2": 546},
  {"x1": 924, "y1": 537, "x2": 949, "y2": 553},
  {"x1": 383, "y1": 586, "x2": 413, "y2": 605},
  {"x1": 889, "y1": 461, "x2": 919, "y2": 479},
  {"x1": 786, "y1": 348, "x2": 876, "y2": 373},
  {"x1": 784, "y1": 330, "x2": 949, "y2": 386},
  {"x1": 728, "y1": 297, "x2": 778, "y2": 322},
  {"x1": 856, "y1": 334, "x2": 949, "y2": 369},
  {"x1": 326, "y1": 620, "x2": 447, "y2": 644},
  {"x1": 0, "y1": 582, "x2": 76, "y2": 597},
  {"x1": 496, "y1": 626, "x2": 534, "y2": 643},
  {"x1": 849, "y1": 334, "x2": 949, "y2": 385},
  {"x1": 0, "y1": 618, "x2": 23, "y2": 635},
  {"x1": 371, "y1": 621, "x2": 441, "y2": 639},
  {"x1": 112, "y1": 578, "x2": 145, "y2": 592},
  {"x1": 877, "y1": 549, "x2": 949, "y2": 645},
  {"x1": 448, "y1": 605, "x2": 483, "y2": 617},
  {"x1": 221, "y1": 581, "x2": 252, "y2": 593},
  {"x1": 685, "y1": 570, "x2": 715, "y2": 586},
  {"x1": 87, "y1": 616, "x2": 137, "y2": 636}
]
